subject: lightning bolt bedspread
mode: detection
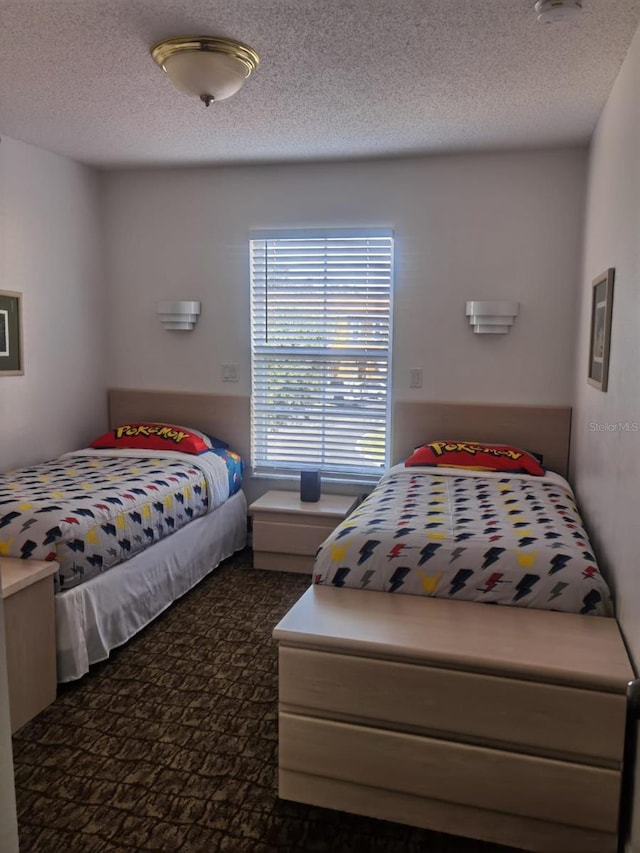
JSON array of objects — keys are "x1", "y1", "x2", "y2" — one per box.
[
  {"x1": 0, "y1": 448, "x2": 231, "y2": 590},
  {"x1": 314, "y1": 465, "x2": 612, "y2": 616}
]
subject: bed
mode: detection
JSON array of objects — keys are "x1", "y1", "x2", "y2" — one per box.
[
  {"x1": 1, "y1": 389, "x2": 250, "y2": 682},
  {"x1": 273, "y1": 402, "x2": 635, "y2": 853},
  {"x1": 313, "y1": 464, "x2": 612, "y2": 616}
]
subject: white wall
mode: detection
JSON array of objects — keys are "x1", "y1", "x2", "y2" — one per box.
[
  {"x1": 570, "y1": 22, "x2": 640, "y2": 852},
  {"x1": 0, "y1": 136, "x2": 108, "y2": 472},
  {"x1": 103, "y1": 149, "x2": 586, "y2": 409},
  {"x1": 0, "y1": 137, "x2": 107, "y2": 842}
]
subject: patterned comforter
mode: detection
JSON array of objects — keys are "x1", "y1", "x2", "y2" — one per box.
[
  {"x1": 0, "y1": 448, "x2": 235, "y2": 590},
  {"x1": 314, "y1": 465, "x2": 612, "y2": 616}
]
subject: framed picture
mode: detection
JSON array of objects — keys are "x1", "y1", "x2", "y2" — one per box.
[
  {"x1": 0, "y1": 290, "x2": 24, "y2": 376},
  {"x1": 587, "y1": 268, "x2": 614, "y2": 391}
]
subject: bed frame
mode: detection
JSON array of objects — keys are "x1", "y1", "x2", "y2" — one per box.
[
  {"x1": 274, "y1": 401, "x2": 633, "y2": 853},
  {"x1": 55, "y1": 389, "x2": 250, "y2": 681},
  {"x1": 108, "y1": 388, "x2": 250, "y2": 460},
  {"x1": 391, "y1": 400, "x2": 571, "y2": 478}
]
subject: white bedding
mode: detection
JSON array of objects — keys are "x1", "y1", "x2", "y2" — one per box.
[{"x1": 56, "y1": 489, "x2": 247, "y2": 681}]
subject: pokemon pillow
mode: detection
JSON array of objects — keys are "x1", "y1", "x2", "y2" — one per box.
[
  {"x1": 404, "y1": 441, "x2": 545, "y2": 476},
  {"x1": 90, "y1": 423, "x2": 212, "y2": 455}
]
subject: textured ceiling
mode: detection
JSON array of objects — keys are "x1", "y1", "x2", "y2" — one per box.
[{"x1": 1, "y1": 0, "x2": 639, "y2": 168}]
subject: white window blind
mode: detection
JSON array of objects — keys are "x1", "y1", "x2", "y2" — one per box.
[{"x1": 250, "y1": 230, "x2": 393, "y2": 480}]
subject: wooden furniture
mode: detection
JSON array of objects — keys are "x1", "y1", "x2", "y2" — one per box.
[
  {"x1": 250, "y1": 490, "x2": 358, "y2": 573},
  {"x1": 274, "y1": 586, "x2": 634, "y2": 852},
  {"x1": 108, "y1": 387, "x2": 251, "y2": 461},
  {"x1": 391, "y1": 401, "x2": 572, "y2": 477},
  {"x1": 1, "y1": 558, "x2": 58, "y2": 733},
  {"x1": 110, "y1": 396, "x2": 572, "y2": 479}
]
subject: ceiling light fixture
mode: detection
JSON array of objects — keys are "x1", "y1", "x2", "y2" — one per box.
[
  {"x1": 151, "y1": 36, "x2": 259, "y2": 106},
  {"x1": 535, "y1": 0, "x2": 582, "y2": 24}
]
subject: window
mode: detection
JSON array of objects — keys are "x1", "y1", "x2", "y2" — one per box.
[{"x1": 250, "y1": 229, "x2": 393, "y2": 481}]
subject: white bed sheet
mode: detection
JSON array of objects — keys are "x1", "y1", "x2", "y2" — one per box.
[{"x1": 55, "y1": 489, "x2": 247, "y2": 682}]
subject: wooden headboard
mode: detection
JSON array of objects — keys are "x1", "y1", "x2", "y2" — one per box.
[
  {"x1": 108, "y1": 389, "x2": 251, "y2": 462},
  {"x1": 391, "y1": 401, "x2": 572, "y2": 478},
  {"x1": 108, "y1": 392, "x2": 571, "y2": 480}
]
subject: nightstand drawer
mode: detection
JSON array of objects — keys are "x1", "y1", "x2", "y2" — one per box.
[
  {"x1": 249, "y1": 491, "x2": 358, "y2": 573},
  {"x1": 254, "y1": 520, "x2": 335, "y2": 556}
]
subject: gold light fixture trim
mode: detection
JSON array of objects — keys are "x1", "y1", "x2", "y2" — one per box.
[
  {"x1": 151, "y1": 36, "x2": 260, "y2": 77},
  {"x1": 151, "y1": 35, "x2": 259, "y2": 105}
]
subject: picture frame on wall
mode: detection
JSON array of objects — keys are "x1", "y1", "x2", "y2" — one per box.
[
  {"x1": 0, "y1": 290, "x2": 24, "y2": 376},
  {"x1": 587, "y1": 268, "x2": 615, "y2": 392}
]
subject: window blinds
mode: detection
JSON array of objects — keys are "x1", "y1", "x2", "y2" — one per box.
[{"x1": 250, "y1": 232, "x2": 393, "y2": 479}]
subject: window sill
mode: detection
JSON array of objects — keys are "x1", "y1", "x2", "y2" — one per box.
[{"x1": 249, "y1": 469, "x2": 381, "y2": 488}]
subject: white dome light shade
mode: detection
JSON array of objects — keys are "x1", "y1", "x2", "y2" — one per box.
[
  {"x1": 534, "y1": 0, "x2": 582, "y2": 24},
  {"x1": 151, "y1": 36, "x2": 259, "y2": 105},
  {"x1": 163, "y1": 51, "x2": 246, "y2": 101}
]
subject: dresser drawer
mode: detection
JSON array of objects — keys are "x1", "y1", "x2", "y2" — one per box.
[
  {"x1": 2, "y1": 565, "x2": 58, "y2": 733},
  {"x1": 253, "y1": 520, "x2": 335, "y2": 556},
  {"x1": 253, "y1": 552, "x2": 315, "y2": 573},
  {"x1": 278, "y1": 647, "x2": 626, "y2": 764},
  {"x1": 279, "y1": 712, "x2": 621, "y2": 833}
]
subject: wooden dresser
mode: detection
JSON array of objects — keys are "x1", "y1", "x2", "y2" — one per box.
[
  {"x1": 274, "y1": 586, "x2": 634, "y2": 852},
  {"x1": 1, "y1": 558, "x2": 58, "y2": 733}
]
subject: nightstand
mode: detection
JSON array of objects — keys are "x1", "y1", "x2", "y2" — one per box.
[
  {"x1": 249, "y1": 490, "x2": 358, "y2": 573},
  {"x1": 1, "y1": 558, "x2": 59, "y2": 733}
]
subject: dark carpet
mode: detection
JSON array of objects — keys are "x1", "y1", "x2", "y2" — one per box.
[{"x1": 13, "y1": 549, "x2": 522, "y2": 853}]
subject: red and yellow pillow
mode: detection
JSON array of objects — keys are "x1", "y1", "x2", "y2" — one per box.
[
  {"x1": 404, "y1": 441, "x2": 545, "y2": 476},
  {"x1": 90, "y1": 423, "x2": 211, "y2": 455}
]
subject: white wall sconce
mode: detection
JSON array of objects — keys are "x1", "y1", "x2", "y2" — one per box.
[
  {"x1": 157, "y1": 300, "x2": 201, "y2": 330},
  {"x1": 465, "y1": 301, "x2": 519, "y2": 334}
]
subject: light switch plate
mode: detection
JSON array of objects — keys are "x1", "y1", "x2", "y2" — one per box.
[
  {"x1": 409, "y1": 368, "x2": 423, "y2": 388},
  {"x1": 222, "y1": 364, "x2": 239, "y2": 382}
]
